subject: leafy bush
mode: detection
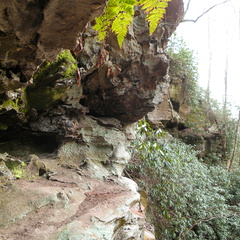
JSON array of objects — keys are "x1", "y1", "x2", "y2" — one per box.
[{"x1": 128, "y1": 120, "x2": 240, "y2": 239}]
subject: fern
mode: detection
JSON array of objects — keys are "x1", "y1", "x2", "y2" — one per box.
[
  {"x1": 139, "y1": 0, "x2": 171, "y2": 35},
  {"x1": 93, "y1": 0, "x2": 171, "y2": 48},
  {"x1": 112, "y1": 11, "x2": 133, "y2": 46},
  {"x1": 93, "y1": 0, "x2": 136, "y2": 47}
]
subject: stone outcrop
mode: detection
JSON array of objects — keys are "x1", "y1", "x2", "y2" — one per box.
[
  {"x1": 0, "y1": 0, "x2": 106, "y2": 79},
  {"x1": 0, "y1": 0, "x2": 184, "y2": 239},
  {"x1": 79, "y1": 0, "x2": 183, "y2": 124},
  {"x1": 0, "y1": 160, "x2": 143, "y2": 240}
]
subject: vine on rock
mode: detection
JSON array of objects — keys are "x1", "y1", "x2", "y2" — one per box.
[{"x1": 93, "y1": 0, "x2": 171, "y2": 47}]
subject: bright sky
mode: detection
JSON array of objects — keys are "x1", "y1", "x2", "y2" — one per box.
[{"x1": 175, "y1": 0, "x2": 240, "y2": 116}]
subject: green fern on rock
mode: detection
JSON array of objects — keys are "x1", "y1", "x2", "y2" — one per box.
[
  {"x1": 93, "y1": 0, "x2": 171, "y2": 48},
  {"x1": 94, "y1": 0, "x2": 135, "y2": 47},
  {"x1": 139, "y1": 0, "x2": 171, "y2": 35}
]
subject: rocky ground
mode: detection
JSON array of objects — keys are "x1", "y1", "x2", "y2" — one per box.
[{"x1": 0, "y1": 156, "x2": 144, "y2": 240}]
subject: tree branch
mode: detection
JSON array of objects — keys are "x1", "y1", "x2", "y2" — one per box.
[
  {"x1": 184, "y1": 0, "x2": 192, "y2": 16},
  {"x1": 182, "y1": 0, "x2": 231, "y2": 23}
]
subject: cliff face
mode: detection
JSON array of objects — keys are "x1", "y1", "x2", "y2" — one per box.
[
  {"x1": 147, "y1": 50, "x2": 222, "y2": 162},
  {"x1": 0, "y1": 0, "x2": 106, "y2": 78},
  {"x1": 0, "y1": 0, "x2": 184, "y2": 239}
]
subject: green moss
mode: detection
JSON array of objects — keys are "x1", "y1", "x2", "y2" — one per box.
[
  {"x1": 26, "y1": 86, "x2": 68, "y2": 110},
  {"x1": 57, "y1": 50, "x2": 78, "y2": 78},
  {"x1": 0, "y1": 99, "x2": 19, "y2": 111},
  {"x1": 0, "y1": 124, "x2": 8, "y2": 130},
  {"x1": 5, "y1": 161, "x2": 27, "y2": 179},
  {"x1": 33, "y1": 50, "x2": 77, "y2": 85},
  {"x1": 27, "y1": 50, "x2": 77, "y2": 110},
  {"x1": 58, "y1": 50, "x2": 78, "y2": 78},
  {"x1": 33, "y1": 61, "x2": 52, "y2": 84},
  {"x1": 0, "y1": 90, "x2": 29, "y2": 115}
]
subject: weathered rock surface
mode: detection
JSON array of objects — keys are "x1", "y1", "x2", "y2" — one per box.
[
  {"x1": 79, "y1": 0, "x2": 184, "y2": 124},
  {"x1": 0, "y1": 0, "x2": 184, "y2": 130},
  {"x1": 57, "y1": 115, "x2": 134, "y2": 178},
  {"x1": 0, "y1": 162, "x2": 143, "y2": 240},
  {"x1": 0, "y1": 0, "x2": 106, "y2": 79}
]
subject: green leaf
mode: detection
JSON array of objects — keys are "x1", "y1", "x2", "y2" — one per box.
[
  {"x1": 141, "y1": 0, "x2": 171, "y2": 35},
  {"x1": 93, "y1": 0, "x2": 171, "y2": 47}
]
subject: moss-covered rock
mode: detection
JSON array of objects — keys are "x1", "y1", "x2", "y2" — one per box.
[
  {"x1": 26, "y1": 86, "x2": 68, "y2": 110},
  {"x1": 57, "y1": 50, "x2": 78, "y2": 78},
  {"x1": 0, "y1": 99, "x2": 20, "y2": 112},
  {"x1": 5, "y1": 160, "x2": 27, "y2": 179},
  {"x1": 0, "y1": 160, "x2": 13, "y2": 186},
  {"x1": 0, "y1": 153, "x2": 52, "y2": 181},
  {"x1": 0, "y1": 88, "x2": 29, "y2": 129},
  {"x1": 0, "y1": 124, "x2": 8, "y2": 130},
  {"x1": 33, "y1": 50, "x2": 77, "y2": 86},
  {"x1": 26, "y1": 50, "x2": 78, "y2": 110}
]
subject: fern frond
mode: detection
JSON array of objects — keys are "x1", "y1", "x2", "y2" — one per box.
[
  {"x1": 139, "y1": 0, "x2": 171, "y2": 35},
  {"x1": 112, "y1": 11, "x2": 133, "y2": 47},
  {"x1": 139, "y1": 1, "x2": 156, "y2": 11},
  {"x1": 93, "y1": 0, "x2": 171, "y2": 47},
  {"x1": 94, "y1": 0, "x2": 136, "y2": 47}
]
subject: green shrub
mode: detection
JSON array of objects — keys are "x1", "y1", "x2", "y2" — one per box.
[{"x1": 128, "y1": 120, "x2": 240, "y2": 239}]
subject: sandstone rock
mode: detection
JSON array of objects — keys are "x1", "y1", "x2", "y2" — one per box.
[
  {"x1": 0, "y1": 168, "x2": 142, "y2": 240},
  {"x1": 0, "y1": 0, "x2": 107, "y2": 79},
  {"x1": 57, "y1": 116, "x2": 133, "y2": 179},
  {"x1": 144, "y1": 230, "x2": 156, "y2": 240},
  {"x1": 76, "y1": 1, "x2": 184, "y2": 125},
  {"x1": 147, "y1": 93, "x2": 173, "y2": 127},
  {"x1": 0, "y1": 160, "x2": 13, "y2": 185},
  {"x1": 80, "y1": 25, "x2": 170, "y2": 125}
]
